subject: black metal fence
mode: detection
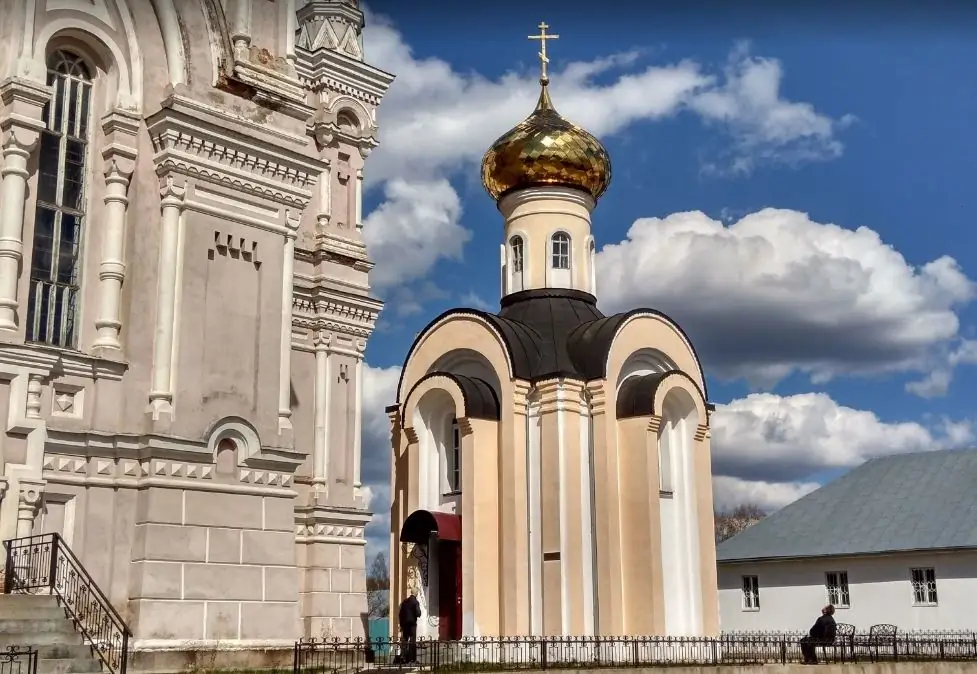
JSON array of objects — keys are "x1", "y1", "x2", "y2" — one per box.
[
  {"x1": 294, "y1": 632, "x2": 977, "y2": 672},
  {"x1": 0, "y1": 647, "x2": 37, "y2": 674},
  {"x1": 3, "y1": 534, "x2": 130, "y2": 674}
]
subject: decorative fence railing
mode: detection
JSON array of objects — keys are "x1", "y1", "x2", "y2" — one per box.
[
  {"x1": 294, "y1": 632, "x2": 977, "y2": 672},
  {"x1": 0, "y1": 647, "x2": 37, "y2": 674},
  {"x1": 3, "y1": 534, "x2": 131, "y2": 674}
]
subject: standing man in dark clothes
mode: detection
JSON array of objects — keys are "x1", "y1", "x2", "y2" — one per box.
[
  {"x1": 800, "y1": 605, "x2": 837, "y2": 664},
  {"x1": 398, "y1": 590, "x2": 422, "y2": 664}
]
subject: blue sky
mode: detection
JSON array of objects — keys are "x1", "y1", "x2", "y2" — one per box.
[{"x1": 354, "y1": 2, "x2": 977, "y2": 559}]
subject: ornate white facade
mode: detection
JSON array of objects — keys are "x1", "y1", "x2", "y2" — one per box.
[{"x1": 0, "y1": 0, "x2": 391, "y2": 657}]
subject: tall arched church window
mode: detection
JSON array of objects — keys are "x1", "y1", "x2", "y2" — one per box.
[
  {"x1": 447, "y1": 417, "x2": 462, "y2": 493},
  {"x1": 509, "y1": 235, "x2": 524, "y2": 292},
  {"x1": 27, "y1": 50, "x2": 93, "y2": 347},
  {"x1": 550, "y1": 232, "x2": 571, "y2": 287}
]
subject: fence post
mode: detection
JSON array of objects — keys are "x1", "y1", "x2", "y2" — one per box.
[
  {"x1": 2, "y1": 540, "x2": 12, "y2": 594},
  {"x1": 541, "y1": 639, "x2": 547, "y2": 670},
  {"x1": 48, "y1": 536, "x2": 59, "y2": 590},
  {"x1": 780, "y1": 636, "x2": 787, "y2": 665}
]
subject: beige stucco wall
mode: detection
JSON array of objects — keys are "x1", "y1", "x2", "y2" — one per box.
[{"x1": 390, "y1": 276, "x2": 719, "y2": 638}]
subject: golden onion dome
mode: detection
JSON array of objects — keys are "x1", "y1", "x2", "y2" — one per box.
[{"x1": 481, "y1": 83, "x2": 612, "y2": 202}]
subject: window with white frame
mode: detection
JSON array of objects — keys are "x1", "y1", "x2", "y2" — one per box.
[
  {"x1": 446, "y1": 417, "x2": 461, "y2": 493},
  {"x1": 509, "y1": 235, "x2": 524, "y2": 292},
  {"x1": 911, "y1": 567, "x2": 938, "y2": 606},
  {"x1": 825, "y1": 571, "x2": 850, "y2": 608},
  {"x1": 742, "y1": 575, "x2": 760, "y2": 610},
  {"x1": 27, "y1": 50, "x2": 93, "y2": 348},
  {"x1": 551, "y1": 232, "x2": 571, "y2": 270}
]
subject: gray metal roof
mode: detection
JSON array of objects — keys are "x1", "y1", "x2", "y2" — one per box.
[{"x1": 716, "y1": 448, "x2": 977, "y2": 563}]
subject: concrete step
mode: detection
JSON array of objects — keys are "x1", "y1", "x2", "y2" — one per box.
[
  {"x1": 0, "y1": 631, "x2": 84, "y2": 647},
  {"x1": 0, "y1": 618, "x2": 79, "y2": 634},
  {"x1": 0, "y1": 595, "x2": 61, "y2": 608},
  {"x1": 0, "y1": 606, "x2": 69, "y2": 620},
  {"x1": 37, "y1": 658, "x2": 104, "y2": 674},
  {"x1": 35, "y1": 645, "x2": 97, "y2": 661}
]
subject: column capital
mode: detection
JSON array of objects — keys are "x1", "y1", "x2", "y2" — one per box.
[
  {"x1": 158, "y1": 174, "x2": 187, "y2": 203},
  {"x1": 101, "y1": 110, "x2": 140, "y2": 182},
  {"x1": 0, "y1": 77, "x2": 52, "y2": 142},
  {"x1": 17, "y1": 478, "x2": 45, "y2": 508}
]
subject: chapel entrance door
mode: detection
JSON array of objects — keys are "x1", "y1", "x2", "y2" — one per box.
[{"x1": 437, "y1": 541, "x2": 462, "y2": 640}]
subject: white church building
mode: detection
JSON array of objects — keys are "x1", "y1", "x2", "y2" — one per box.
[
  {"x1": 717, "y1": 449, "x2": 977, "y2": 633},
  {"x1": 0, "y1": 0, "x2": 389, "y2": 664}
]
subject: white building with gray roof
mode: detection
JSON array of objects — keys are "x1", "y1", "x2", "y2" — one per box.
[{"x1": 716, "y1": 448, "x2": 977, "y2": 633}]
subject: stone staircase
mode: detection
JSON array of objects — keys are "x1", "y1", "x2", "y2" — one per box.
[{"x1": 0, "y1": 594, "x2": 103, "y2": 674}]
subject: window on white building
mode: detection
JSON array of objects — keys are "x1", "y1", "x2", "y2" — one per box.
[
  {"x1": 741, "y1": 575, "x2": 760, "y2": 611},
  {"x1": 911, "y1": 567, "x2": 938, "y2": 606},
  {"x1": 446, "y1": 417, "x2": 461, "y2": 493},
  {"x1": 551, "y1": 232, "x2": 570, "y2": 270},
  {"x1": 825, "y1": 571, "x2": 850, "y2": 608},
  {"x1": 509, "y1": 235, "x2": 524, "y2": 292},
  {"x1": 27, "y1": 50, "x2": 92, "y2": 348}
]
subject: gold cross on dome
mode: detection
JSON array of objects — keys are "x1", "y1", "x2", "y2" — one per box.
[{"x1": 528, "y1": 22, "x2": 560, "y2": 84}]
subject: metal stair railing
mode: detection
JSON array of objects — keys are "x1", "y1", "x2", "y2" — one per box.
[{"x1": 3, "y1": 533, "x2": 131, "y2": 674}]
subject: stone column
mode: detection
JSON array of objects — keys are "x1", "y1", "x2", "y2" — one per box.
[
  {"x1": 353, "y1": 169, "x2": 363, "y2": 231},
  {"x1": 352, "y1": 339, "x2": 365, "y2": 490},
  {"x1": 15, "y1": 480, "x2": 43, "y2": 538},
  {"x1": 278, "y1": 226, "x2": 297, "y2": 433},
  {"x1": 312, "y1": 331, "x2": 331, "y2": 487},
  {"x1": 0, "y1": 78, "x2": 50, "y2": 331},
  {"x1": 148, "y1": 175, "x2": 185, "y2": 421},
  {"x1": 92, "y1": 111, "x2": 140, "y2": 352},
  {"x1": 25, "y1": 373, "x2": 42, "y2": 419}
]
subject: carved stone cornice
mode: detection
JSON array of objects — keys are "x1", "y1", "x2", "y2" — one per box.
[
  {"x1": 229, "y1": 47, "x2": 312, "y2": 121},
  {"x1": 295, "y1": 44, "x2": 393, "y2": 108},
  {"x1": 291, "y1": 286, "x2": 382, "y2": 340},
  {"x1": 0, "y1": 342, "x2": 128, "y2": 382},
  {"x1": 294, "y1": 502, "x2": 370, "y2": 543},
  {"x1": 297, "y1": 230, "x2": 372, "y2": 272},
  {"x1": 147, "y1": 94, "x2": 322, "y2": 209}
]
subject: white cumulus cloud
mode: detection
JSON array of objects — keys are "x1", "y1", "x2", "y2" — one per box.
[
  {"x1": 360, "y1": 12, "x2": 851, "y2": 292},
  {"x1": 596, "y1": 208, "x2": 976, "y2": 389}
]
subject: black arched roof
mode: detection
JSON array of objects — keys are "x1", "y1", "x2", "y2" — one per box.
[
  {"x1": 397, "y1": 289, "x2": 708, "y2": 398},
  {"x1": 616, "y1": 370, "x2": 709, "y2": 419},
  {"x1": 402, "y1": 371, "x2": 501, "y2": 424}
]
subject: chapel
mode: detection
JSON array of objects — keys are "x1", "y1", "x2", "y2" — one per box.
[
  {"x1": 387, "y1": 25, "x2": 720, "y2": 639},
  {"x1": 0, "y1": 0, "x2": 387, "y2": 663}
]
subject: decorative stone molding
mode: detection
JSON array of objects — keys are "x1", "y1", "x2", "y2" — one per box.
[
  {"x1": 41, "y1": 452, "x2": 297, "y2": 490},
  {"x1": 295, "y1": 1, "x2": 365, "y2": 60},
  {"x1": 294, "y1": 502, "x2": 370, "y2": 544},
  {"x1": 585, "y1": 381, "x2": 607, "y2": 415},
  {"x1": 24, "y1": 374, "x2": 42, "y2": 419},
  {"x1": 291, "y1": 290, "x2": 381, "y2": 341},
  {"x1": 404, "y1": 426, "x2": 419, "y2": 445},
  {"x1": 147, "y1": 94, "x2": 321, "y2": 210},
  {"x1": 694, "y1": 423, "x2": 710, "y2": 442},
  {"x1": 295, "y1": 45, "x2": 393, "y2": 110},
  {"x1": 647, "y1": 414, "x2": 664, "y2": 435},
  {"x1": 229, "y1": 46, "x2": 311, "y2": 121},
  {"x1": 456, "y1": 417, "x2": 474, "y2": 436},
  {"x1": 0, "y1": 342, "x2": 128, "y2": 383},
  {"x1": 308, "y1": 104, "x2": 378, "y2": 159}
]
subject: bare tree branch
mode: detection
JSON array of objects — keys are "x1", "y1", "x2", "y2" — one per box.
[{"x1": 715, "y1": 503, "x2": 767, "y2": 543}]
